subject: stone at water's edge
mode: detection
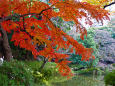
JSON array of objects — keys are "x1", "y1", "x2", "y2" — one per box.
[{"x1": 0, "y1": 58, "x2": 3, "y2": 66}]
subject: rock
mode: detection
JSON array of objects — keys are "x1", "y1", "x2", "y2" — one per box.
[{"x1": 0, "y1": 58, "x2": 3, "y2": 66}]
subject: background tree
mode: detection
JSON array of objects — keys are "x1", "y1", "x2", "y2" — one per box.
[
  {"x1": 82, "y1": 0, "x2": 115, "y2": 8},
  {"x1": 0, "y1": 0, "x2": 110, "y2": 77}
]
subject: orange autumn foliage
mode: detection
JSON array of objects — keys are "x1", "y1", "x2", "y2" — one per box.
[{"x1": 0, "y1": 0, "x2": 109, "y2": 78}]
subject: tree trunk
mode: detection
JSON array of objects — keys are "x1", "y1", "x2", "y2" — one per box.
[
  {"x1": 39, "y1": 57, "x2": 47, "y2": 71},
  {"x1": 0, "y1": 24, "x2": 12, "y2": 61}
]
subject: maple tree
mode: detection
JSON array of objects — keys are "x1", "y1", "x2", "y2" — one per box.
[{"x1": 0, "y1": 0, "x2": 110, "y2": 77}]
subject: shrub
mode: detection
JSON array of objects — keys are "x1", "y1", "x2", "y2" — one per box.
[
  {"x1": 104, "y1": 70, "x2": 115, "y2": 86},
  {"x1": 0, "y1": 60, "x2": 34, "y2": 86},
  {"x1": 25, "y1": 61, "x2": 56, "y2": 85}
]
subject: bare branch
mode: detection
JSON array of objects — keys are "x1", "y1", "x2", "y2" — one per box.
[
  {"x1": 0, "y1": 7, "x2": 52, "y2": 22},
  {"x1": 104, "y1": 1, "x2": 115, "y2": 9}
]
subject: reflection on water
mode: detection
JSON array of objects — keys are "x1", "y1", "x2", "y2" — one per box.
[{"x1": 51, "y1": 75, "x2": 105, "y2": 86}]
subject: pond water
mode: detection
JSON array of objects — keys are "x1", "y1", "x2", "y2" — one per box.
[{"x1": 51, "y1": 75, "x2": 105, "y2": 86}]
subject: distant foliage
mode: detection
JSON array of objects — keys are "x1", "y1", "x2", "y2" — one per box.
[{"x1": 69, "y1": 29, "x2": 99, "y2": 67}]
